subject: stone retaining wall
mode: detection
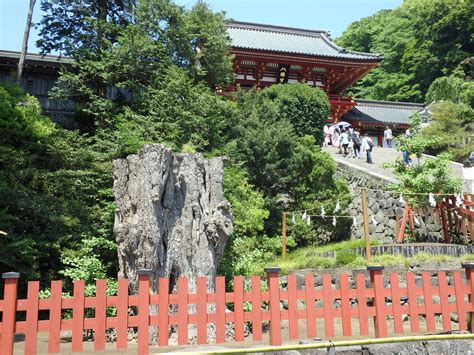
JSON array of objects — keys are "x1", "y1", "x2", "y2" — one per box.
[
  {"x1": 314, "y1": 243, "x2": 474, "y2": 258},
  {"x1": 334, "y1": 161, "x2": 445, "y2": 244},
  {"x1": 291, "y1": 261, "x2": 467, "y2": 289}
]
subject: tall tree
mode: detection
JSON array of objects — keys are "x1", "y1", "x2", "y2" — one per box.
[
  {"x1": 17, "y1": 0, "x2": 36, "y2": 85},
  {"x1": 337, "y1": 0, "x2": 473, "y2": 102},
  {"x1": 37, "y1": 0, "x2": 135, "y2": 57},
  {"x1": 45, "y1": 0, "x2": 233, "y2": 129}
]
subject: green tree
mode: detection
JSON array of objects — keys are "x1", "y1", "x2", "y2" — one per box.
[
  {"x1": 388, "y1": 113, "x2": 462, "y2": 206},
  {"x1": 426, "y1": 74, "x2": 474, "y2": 107},
  {"x1": 218, "y1": 165, "x2": 273, "y2": 278},
  {"x1": 337, "y1": 0, "x2": 474, "y2": 102},
  {"x1": 422, "y1": 100, "x2": 473, "y2": 162},
  {"x1": 47, "y1": 0, "x2": 233, "y2": 129},
  {"x1": 263, "y1": 83, "x2": 330, "y2": 142},
  {"x1": 0, "y1": 82, "x2": 116, "y2": 284},
  {"x1": 37, "y1": 0, "x2": 135, "y2": 56},
  {"x1": 226, "y1": 87, "x2": 350, "y2": 242}
]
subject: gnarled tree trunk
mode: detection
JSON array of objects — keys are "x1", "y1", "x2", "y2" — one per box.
[{"x1": 113, "y1": 144, "x2": 233, "y2": 295}]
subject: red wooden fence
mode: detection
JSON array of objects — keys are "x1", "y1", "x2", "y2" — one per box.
[
  {"x1": 447, "y1": 194, "x2": 474, "y2": 241},
  {"x1": 397, "y1": 194, "x2": 474, "y2": 243},
  {"x1": 1, "y1": 265, "x2": 474, "y2": 354}
]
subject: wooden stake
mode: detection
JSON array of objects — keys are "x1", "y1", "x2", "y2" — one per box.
[
  {"x1": 439, "y1": 200, "x2": 450, "y2": 243},
  {"x1": 282, "y1": 212, "x2": 287, "y2": 259},
  {"x1": 362, "y1": 189, "x2": 371, "y2": 262},
  {"x1": 395, "y1": 215, "x2": 400, "y2": 240}
]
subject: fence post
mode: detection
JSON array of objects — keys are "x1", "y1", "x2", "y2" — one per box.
[
  {"x1": 264, "y1": 267, "x2": 281, "y2": 346},
  {"x1": 367, "y1": 266, "x2": 387, "y2": 338},
  {"x1": 1, "y1": 272, "x2": 20, "y2": 355},
  {"x1": 462, "y1": 262, "x2": 474, "y2": 332},
  {"x1": 137, "y1": 268, "x2": 152, "y2": 355}
]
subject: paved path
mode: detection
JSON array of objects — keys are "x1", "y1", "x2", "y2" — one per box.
[
  {"x1": 322, "y1": 146, "x2": 464, "y2": 183},
  {"x1": 323, "y1": 146, "x2": 399, "y2": 182}
]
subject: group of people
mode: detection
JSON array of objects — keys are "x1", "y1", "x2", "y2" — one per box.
[
  {"x1": 324, "y1": 124, "x2": 416, "y2": 167},
  {"x1": 324, "y1": 124, "x2": 375, "y2": 164}
]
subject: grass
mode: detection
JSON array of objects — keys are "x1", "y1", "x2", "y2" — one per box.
[
  {"x1": 264, "y1": 239, "x2": 469, "y2": 274},
  {"x1": 461, "y1": 253, "x2": 474, "y2": 262},
  {"x1": 268, "y1": 239, "x2": 378, "y2": 274}
]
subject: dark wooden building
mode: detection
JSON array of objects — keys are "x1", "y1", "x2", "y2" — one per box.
[{"x1": 0, "y1": 50, "x2": 76, "y2": 127}]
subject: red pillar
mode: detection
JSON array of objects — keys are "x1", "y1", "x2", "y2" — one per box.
[
  {"x1": 377, "y1": 135, "x2": 383, "y2": 147},
  {"x1": 265, "y1": 267, "x2": 281, "y2": 346},
  {"x1": 1, "y1": 272, "x2": 20, "y2": 355}
]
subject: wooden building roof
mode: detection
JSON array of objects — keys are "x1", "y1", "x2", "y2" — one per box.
[
  {"x1": 342, "y1": 99, "x2": 427, "y2": 127},
  {"x1": 0, "y1": 50, "x2": 71, "y2": 73},
  {"x1": 228, "y1": 21, "x2": 382, "y2": 62}
]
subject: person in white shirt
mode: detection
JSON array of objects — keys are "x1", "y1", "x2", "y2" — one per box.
[
  {"x1": 323, "y1": 125, "x2": 330, "y2": 146},
  {"x1": 384, "y1": 126, "x2": 393, "y2": 148},
  {"x1": 339, "y1": 129, "x2": 350, "y2": 156},
  {"x1": 361, "y1": 133, "x2": 374, "y2": 164}
]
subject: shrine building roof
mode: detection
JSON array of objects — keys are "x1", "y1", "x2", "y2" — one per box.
[
  {"x1": 228, "y1": 21, "x2": 382, "y2": 61},
  {"x1": 343, "y1": 99, "x2": 427, "y2": 126}
]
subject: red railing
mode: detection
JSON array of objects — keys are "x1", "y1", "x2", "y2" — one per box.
[
  {"x1": 445, "y1": 193, "x2": 474, "y2": 240},
  {"x1": 397, "y1": 194, "x2": 474, "y2": 243},
  {"x1": 1, "y1": 265, "x2": 474, "y2": 354}
]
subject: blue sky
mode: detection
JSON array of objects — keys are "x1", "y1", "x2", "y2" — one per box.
[{"x1": 1, "y1": 0, "x2": 403, "y2": 53}]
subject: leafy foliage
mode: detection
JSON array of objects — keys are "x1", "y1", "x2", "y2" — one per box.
[
  {"x1": 395, "y1": 113, "x2": 439, "y2": 159},
  {"x1": 422, "y1": 100, "x2": 473, "y2": 162},
  {"x1": 223, "y1": 165, "x2": 269, "y2": 241},
  {"x1": 225, "y1": 87, "x2": 350, "y2": 242},
  {"x1": 388, "y1": 113, "x2": 463, "y2": 206},
  {"x1": 337, "y1": 0, "x2": 474, "y2": 102},
  {"x1": 37, "y1": 0, "x2": 135, "y2": 56},
  {"x1": 426, "y1": 74, "x2": 474, "y2": 107},
  {"x1": 0, "y1": 83, "x2": 116, "y2": 286},
  {"x1": 44, "y1": 0, "x2": 234, "y2": 128},
  {"x1": 263, "y1": 83, "x2": 330, "y2": 142},
  {"x1": 422, "y1": 73, "x2": 473, "y2": 162},
  {"x1": 6, "y1": 0, "x2": 353, "y2": 287}
]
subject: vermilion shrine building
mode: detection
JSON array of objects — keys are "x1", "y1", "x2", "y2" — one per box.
[{"x1": 226, "y1": 21, "x2": 383, "y2": 123}]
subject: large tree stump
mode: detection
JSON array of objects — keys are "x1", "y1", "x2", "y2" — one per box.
[{"x1": 113, "y1": 144, "x2": 233, "y2": 294}]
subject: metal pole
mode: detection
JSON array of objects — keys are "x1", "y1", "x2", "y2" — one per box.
[
  {"x1": 195, "y1": 333, "x2": 474, "y2": 354},
  {"x1": 282, "y1": 212, "x2": 287, "y2": 259},
  {"x1": 362, "y1": 189, "x2": 372, "y2": 261}
]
